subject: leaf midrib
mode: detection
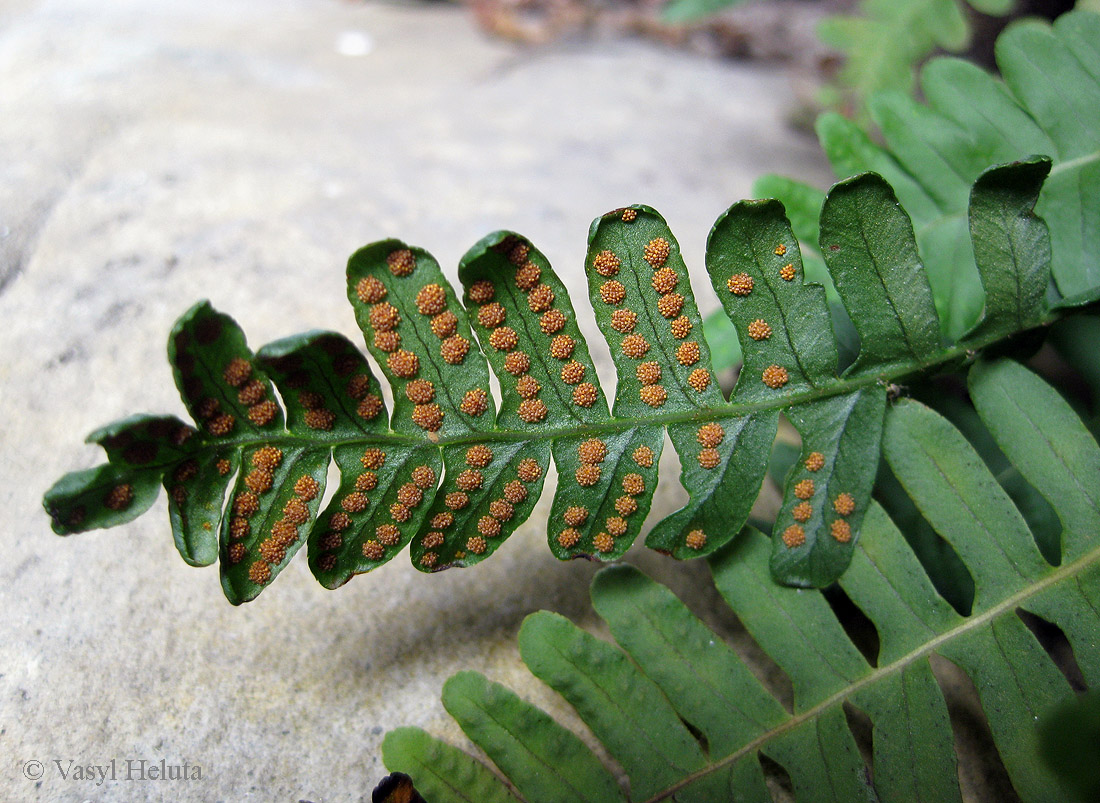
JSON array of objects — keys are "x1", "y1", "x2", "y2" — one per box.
[
  {"x1": 639, "y1": 539, "x2": 1100, "y2": 803},
  {"x1": 142, "y1": 310, "x2": 1060, "y2": 468}
]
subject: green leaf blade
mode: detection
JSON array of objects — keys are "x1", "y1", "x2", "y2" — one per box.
[
  {"x1": 700, "y1": 307, "x2": 740, "y2": 371},
  {"x1": 256, "y1": 331, "x2": 388, "y2": 439},
  {"x1": 44, "y1": 462, "x2": 163, "y2": 535},
  {"x1": 459, "y1": 231, "x2": 610, "y2": 429},
  {"x1": 378, "y1": 359, "x2": 1100, "y2": 801},
  {"x1": 309, "y1": 442, "x2": 441, "y2": 587},
  {"x1": 519, "y1": 611, "x2": 707, "y2": 800},
  {"x1": 347, "y1": 240, "x2": 496, "y2": 437},
  {"x1": 707, "y1": 198, "x2": 839, "y2": 404},
  {"x1": 839, "y1": 502, "x2": 962, "y2": 663},
  {"x1": 969, "y1": 358, "x2": 1100, "y2": 561},
  {"x1": 218, "y1": 445, "x2": 330, "y2": 604},
  {"x1": 940, "y1": 616, "x2": 1075, "y2": 801},
  {"x1": 852, "y1": 661, "x2": 962, "y2": 803},
  {"x1": 549, "y1": 426, "x2": 662, "y2": 561},
  {"x1": 382, "y1": 726, "x2": 521, "y2": 803},
  {"x1": 816, "y1": 113, "x2": 939, "y2": 222},
  {"x1": 165, "y1": 448, "x2": 236, "y2": 566},
  {"x1": 441, "y1": 670, "x2": 626, "y2": 803},
  {"x1": 711, "y1": 530, "x2": 870, "y2": 710},
  {"x1": 919, "y1": 58, "x2": 1054, "y2": 168},
  {"x1": 833, "y1": 11, "x2": 1100, "y2": 302},
  {"x1": 749, "y1": 176, "x2": 836, "y2": 300},
  {"x1": 883, "y1": 399, "x2": 1050, "y2": 610},
  {"x1": 771, "y1": 387, "x2": 887, "y2": 587},
  {"x1": 750, "y1": 175, "x2": 825, "y2": 253},
  {"x1": 965, "y1": 159, "x2": 1053, "y2": 337},
  {"x1": 591, "y1": 565, "x2": 788, "y2": 757},
  {"x1": 77, "y1": 412, "x2": 218, "y2": 563},
  {"x1": 585, "y1": 205, "x2": 724, "y2": 415},
  {"x1": 86, "y1": 413, "x2": 197, "y2": 468},
  {"x1": 412, "y1": 441, "x2": 550, "y2": 571},
  {"x1": 1041, "y1": 159, "x2": 1100, "y2": 299},
  {"x1": 869, "y1": 90, "x2": 976, "y2": 211},
  {"x1": 647, "y1": 411, "x2": 778, "y2": 559},
  {"x1": 763, "y1": 707, "x2": 877, "y2": 803},
  {"x1": 820, "y1": 174, "x2": 942, "y2": 374},
  {"x1": 1024, "y1": 567, "x2": 1100, "y2": 688},
  {"x1": 725, "y1": 755, "x2": 772, "y2": 803},
  {"x1": 168, "y1": 299, "x2": 284, "y2": 438},
  {"x1": 996, "y1": 17, "x2": 1100, "y2": 163},
  {"x1": 1058, "y1": 9, "x2": 1100, "y2": 85}
]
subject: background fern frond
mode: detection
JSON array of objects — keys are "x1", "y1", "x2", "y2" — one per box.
[
  {"x1": 660, "y1": 0, "x2": 1016, "y2": 122},
  {"x1": 383, "y1": 356, "x2": 1100, "y2": 801},
  {"x1": 754, "y1": 10, "x2": 1100, "y2": 340},
  {"x1": 815, "y1": 0, "x2": 1014, "y2": 122}
]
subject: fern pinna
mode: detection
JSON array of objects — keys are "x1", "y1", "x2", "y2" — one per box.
[
  {"x1": 44, "y1": 149, "x2": 1088, "y2": 603},
  {"x1": 382, "y1": 354, "x2": 1100, "y2": 802}
]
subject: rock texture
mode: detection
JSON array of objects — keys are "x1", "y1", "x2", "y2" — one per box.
[{"x1": 0, "y1": 0, "x2": 830, "y2": 799}]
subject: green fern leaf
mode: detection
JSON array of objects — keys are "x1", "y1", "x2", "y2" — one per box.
[
  {"x1": 441, "y1": 670, "x2": 625, "y2": 802},
  {"x1": 44, "y1": 152, "x2": 1083, "y2": 600},
  {"x1": 382, "y1": 727, "x2": 520, "y2": 803},
  {"x1": 382, "y1": 357, "x2": 1100, "y2": 801}
]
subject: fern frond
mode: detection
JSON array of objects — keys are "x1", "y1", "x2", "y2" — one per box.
[
  {"x1": 382, "y1": 356, "x2": 1100, "y2": 801},
  {"x1": 658, "y1": 0, "x2": 1011, "y2": 108},
  {"x1": 659, "y1": 0, "x2": 753, "y2": 25},
  {"x1": 758, "y1": 9, "x2": 1100, "y2": 339},
  {"x1": 44, "y1": 151, "x2": 1086, "y2": 601},
  {"x1": 816, "y1": 0, "x2": 1013, "y2": 121}
]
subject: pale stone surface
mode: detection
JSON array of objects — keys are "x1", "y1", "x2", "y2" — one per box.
[{"x1": 0, "y1": 0, "x2": 829, "y2": 800}]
